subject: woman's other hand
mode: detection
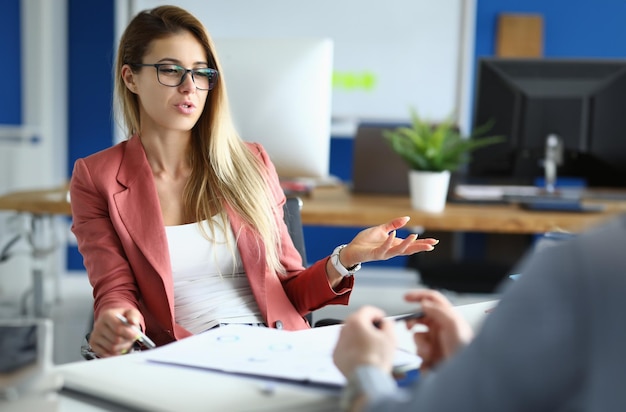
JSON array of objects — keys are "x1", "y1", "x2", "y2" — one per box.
[{"x1": 339, "y1": 216, "x2": 438, "y2": 268}]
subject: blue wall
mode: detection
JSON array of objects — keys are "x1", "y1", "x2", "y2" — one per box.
[
  {"x1": 66, "y1": 0, "x2": 115, "y2": 270},
  {"x1": 475, "y1": 0, "x2": 626, "y2": 58},
  {"x1": 67, "y1": 0, "x2": 116, "y2": 169},
  {"x1": 0, "y1": 0, "x2": 21, "y2": 125}
]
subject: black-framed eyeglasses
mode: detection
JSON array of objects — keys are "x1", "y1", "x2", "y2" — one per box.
[{"x1": 128, "y1": 63, "x2": 218, "y2": 91}]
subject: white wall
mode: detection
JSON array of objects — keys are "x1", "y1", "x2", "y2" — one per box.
[
  {"x1": 0, "y1": 0, "x2": 68, "y2": 311},
  {"x1": 1, "y1": 0, "x2": 68, "y2": 193},
  {"x1": 129, "y1": 0, "x2": 476, "y2": 135}
]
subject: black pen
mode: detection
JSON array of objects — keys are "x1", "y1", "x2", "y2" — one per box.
[
  {"x1": 115, "y1": 313, "x2": 156, "y2": 349},
  {"x1": 373, "y1": 310, "x2": 425, "y2": 329}
]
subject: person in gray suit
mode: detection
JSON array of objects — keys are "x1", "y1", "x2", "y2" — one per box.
[{"x1": 333, "y1": 215, "x2": 626, "y2": 411}]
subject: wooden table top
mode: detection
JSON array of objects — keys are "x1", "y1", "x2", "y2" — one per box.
[
  {"x1": 300, "y1": 186, "x2": 626, "y2": 234},
  {"x1": 1, "y1": 184, "x2": 625, "y2": 235},
  {"x1": 0, "y1": 185, "x2": 71, "y2": 216}
]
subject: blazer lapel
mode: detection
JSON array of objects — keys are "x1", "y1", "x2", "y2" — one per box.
[{"x1": 114, "y1": 137, "x2": 172, "y2": 290}]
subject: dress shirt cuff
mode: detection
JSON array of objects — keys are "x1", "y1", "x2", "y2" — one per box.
[{"x1": 341, "y1": 365, "x2": 397, "y2": 411}]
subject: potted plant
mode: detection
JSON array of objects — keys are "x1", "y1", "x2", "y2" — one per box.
[{"x1": 383, "y1": 108, "x2": 502, "y2": 212}]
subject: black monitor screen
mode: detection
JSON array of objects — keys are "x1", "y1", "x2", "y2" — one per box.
[{"x1": 468, "y1": 58, "x2": 626, "y2": 188}]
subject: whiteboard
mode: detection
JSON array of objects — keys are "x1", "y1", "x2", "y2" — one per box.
[{"x1": 127, "y1": 0, "x2": 474, "y2": 132}]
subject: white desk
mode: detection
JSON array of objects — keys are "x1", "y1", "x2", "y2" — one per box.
[
  {"x1": 56, "y1": 354, "x2": 340, "y2": 412},
  {"x1": 53, "y1": 300, "x2": 497, "y2": 411}
]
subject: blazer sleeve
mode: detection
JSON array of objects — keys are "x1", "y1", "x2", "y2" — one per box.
[{"x1": 70, "y1": 157, "x2": 141, "y2": 320}]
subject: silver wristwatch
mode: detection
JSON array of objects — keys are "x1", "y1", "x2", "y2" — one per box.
[{"x1": 331, "y1": 244, "x2": 361, "y2": 277}]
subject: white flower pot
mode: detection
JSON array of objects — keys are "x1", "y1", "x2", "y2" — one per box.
[{"x1": 408, "y1": 170, "x2": 451, "y2": 213}]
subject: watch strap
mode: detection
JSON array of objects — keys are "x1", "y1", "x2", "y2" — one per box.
[{"x1": 331, "y1": 244, "x2": 361, "y2": 277}]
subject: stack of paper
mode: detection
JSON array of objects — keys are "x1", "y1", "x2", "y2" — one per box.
[{"x1": 143, "y1": 324, "x2": 421, "y2": 387}]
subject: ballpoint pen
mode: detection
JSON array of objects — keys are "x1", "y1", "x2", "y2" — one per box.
[
  {"x1": 373, "y1": 310, "x2": 425, "y2": 329},
  {"x1": 115, "y1": 313, "x2": 156, "y2": 349}
]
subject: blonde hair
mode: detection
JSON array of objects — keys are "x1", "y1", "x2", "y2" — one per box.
[{"x1": 114, "y1": 5, "x2": 284, "y2": 274}]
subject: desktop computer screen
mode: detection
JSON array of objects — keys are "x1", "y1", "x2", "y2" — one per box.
[
  {"x1": 214, "y1": 38, "x2": 334, "y2": 181},
  {"x1": 468, "y1": 58, "x2": 626, "y2": 188}
]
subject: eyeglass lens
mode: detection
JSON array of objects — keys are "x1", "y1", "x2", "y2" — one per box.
[{"x1": 156, "y1": 64, "x2": 217, "y2": 90}]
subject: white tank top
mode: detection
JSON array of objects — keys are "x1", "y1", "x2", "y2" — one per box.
[{"x1": 164, "y1": 215, "x2": 264, "y2": 333}]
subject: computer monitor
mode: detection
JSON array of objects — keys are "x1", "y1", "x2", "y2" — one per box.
[
  {"x1": 214, "y1": 38, "x2": 334, "y2": 181},
  {"x1": 468, "y1": 58, "x2": 626, "y2": 188}
]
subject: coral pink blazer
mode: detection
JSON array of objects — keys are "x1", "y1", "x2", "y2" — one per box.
[{"x1": 70, "y1": 136, "x2": 353, "y2": 346}]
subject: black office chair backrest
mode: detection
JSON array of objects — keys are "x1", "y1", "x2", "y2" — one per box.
[
  {"x1": 283, "y1": 197, "x2": 314, "y2": 325},
  {"x1": 283, "y1": 197, "x2": 307, "y2": 265}
]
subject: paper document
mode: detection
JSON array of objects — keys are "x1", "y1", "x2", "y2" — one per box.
[{"x1": 143, "y1": 324, "x2": 421, "y2": 387}]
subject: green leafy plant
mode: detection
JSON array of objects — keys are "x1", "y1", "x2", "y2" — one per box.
[{"x1": 383, "y1": 108, "x2": 503, "y2": 172}]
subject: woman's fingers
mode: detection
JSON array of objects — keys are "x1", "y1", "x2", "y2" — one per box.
[
  {"x1": 382, "y1": 216, "x2": 411, "y2": 232},
  {"x1": 89, "y1": 310, "x2": 140, "y2": 357}
]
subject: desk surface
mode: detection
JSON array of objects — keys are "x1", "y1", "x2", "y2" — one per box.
[
  {"x1": 301, "y1": 186, "x2": 626, "y2": 234},
  {"x1": 0, "y1": 185, "x2": 70, "y2": 215},
  {"x1": 53, "y1": 300, "x2": 495, "y2": 412},
  {"x1": 56, "y1": 350, "x2": 340, "y2": 412},
  {"x1": 1, "y1": 184, "x2": 625, "y2": 234}
]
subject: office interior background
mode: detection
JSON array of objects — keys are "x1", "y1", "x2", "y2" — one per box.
[{"x1": 1, "y1": 0, "x2": 626, "y2": 311}]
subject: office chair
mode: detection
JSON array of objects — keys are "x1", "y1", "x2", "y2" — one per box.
[
  {"x1": 283, "y1": 197, "x2": 307, "y2": 266},
  {"x1": 283, "y1": 197, "x2": 314, "y2": 325},
  {"x1": 283, "y1": 197, "x2": 342, "y2": 327},
  {"x1": 81, "y1": 197, "x2": 319, "y2": 359}
]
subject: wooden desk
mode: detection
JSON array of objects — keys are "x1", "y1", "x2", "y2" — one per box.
[
  {"x1": 0, "y1": 185, "x2": 70, "y2": 317},
  {"x1": 301, "y1": 186, "x2": 626, "y2": 234},
  {"x1": 1, "y1": 184, "x2": 626, "y2": 235},
  {"x1": 2, "y1": 184, "x2": 623, "y2": 314},
  {"x1": 0, "y1": 185, "x2": 71, "y2": 216}
]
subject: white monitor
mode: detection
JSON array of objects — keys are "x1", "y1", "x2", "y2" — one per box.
[{"x1": 214, "y1": 38, "x2": 334, "y2": 181}]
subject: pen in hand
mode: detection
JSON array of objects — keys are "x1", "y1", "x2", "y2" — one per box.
[
  {"x1": 115, "y1": 313, "x2": 156, "y2": 349},
  {"x1": 373, "y1": 310, "x2": 425, "y2": 329}
]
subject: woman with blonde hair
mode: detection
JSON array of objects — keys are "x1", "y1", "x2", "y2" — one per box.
[{"x1": 70, "y1": 5, "x2": 438, "y2": 358}]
